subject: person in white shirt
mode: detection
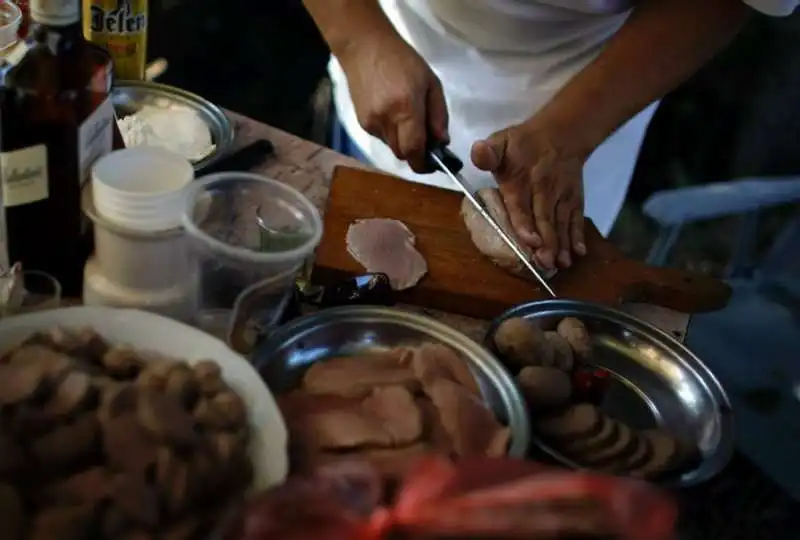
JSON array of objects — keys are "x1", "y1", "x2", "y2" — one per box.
[{"x1": 303, "y1": 0, "x2": 799, "y2": 270}]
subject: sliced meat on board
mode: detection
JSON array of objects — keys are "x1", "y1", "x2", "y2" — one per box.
[
  {"x1": 345, "y1": 218, "x2": 428, "y2": 290},
  {"x1": 461, "y1": 188, "x2": 546, "y2": 279}
]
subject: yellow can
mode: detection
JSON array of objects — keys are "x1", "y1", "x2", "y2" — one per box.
[{"x1": 83, "y1": 0, "x2": 148, "y2": 81}]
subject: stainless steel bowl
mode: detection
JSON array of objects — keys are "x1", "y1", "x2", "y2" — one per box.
[
  {"x1": 253, "y1": 306, "x2": 530, "y2": 458},
  {"x1": 485, "y1": 299, "x2": 734, "y2": 487},
  {"x1": 112, "y1": 80, "x2": 235, "y2": 173}
]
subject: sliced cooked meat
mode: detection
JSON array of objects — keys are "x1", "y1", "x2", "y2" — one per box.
[
  {"x1": 405, "y1": 343, "x2": 480, "y2": 396},
  {"x1": 322, "y1": 443, "x2": 431, "y2": 480},
  {"x1": 293, "y1": 386, "x2": 423, "y2": 450},
  {"x1": 461, "y1": 188, "x2": 550, "y2": 279},
  {"x1": 536, "y1": 404, "x2": 602, "y2": 441},
  {"x1": 301, "y1": 350, "x2": 419, "y2": 398},
  {"x1": 581, "y1": 421, "x2": 637, "y2": 467},
  {"x1": 516, "y1": 366, "x2": 572, "y2": 411},
  {"x1": 423, "y1": 378, "x2": 509, "y2": 458},
  {"x1": 345, "y1": 218, "x2": 428, "y2": 290},
  {"x1": 615, "y1": 434, "x2": 653, "y2": 474},
  {"x1": 629, "y1": 430, "x2": 684, "y2": 480},
  {"x1": 562, "y1": 413, "x2": 617, "y2": 458},
  {"x1": 416, "y1": 397, "x2": 454, "y2": 456}
]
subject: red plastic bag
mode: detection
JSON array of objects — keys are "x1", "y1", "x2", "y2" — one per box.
[{"x1": 227, "y1": 455, "x2": 677, "y2": 540}]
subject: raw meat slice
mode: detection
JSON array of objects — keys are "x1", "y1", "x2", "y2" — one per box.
[
  {"x1": 345, "y1": 218, "x2": 428, "y2": 290},
  {"x1": 461, "y1": 187, "x2": 553, "y2": 279}
]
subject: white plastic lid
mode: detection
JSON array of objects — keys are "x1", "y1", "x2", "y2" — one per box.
[{"x1": 92, "y1": 147, "x2": 194, "y2": 232}]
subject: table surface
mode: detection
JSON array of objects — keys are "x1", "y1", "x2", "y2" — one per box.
[
  {"x1": 230, "y1": 112, "x2": 797, "y2": 538},
  {"x1": 227, "y1": 111, "x2": 691, "y2": 342}
]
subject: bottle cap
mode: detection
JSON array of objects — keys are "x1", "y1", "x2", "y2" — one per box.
[{"x1": 91, "y1": 147, "x2": 194, "y2": 232}]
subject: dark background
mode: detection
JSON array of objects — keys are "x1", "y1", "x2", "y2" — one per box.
[{"x1": 149, "y1": 0, "x2": 800, "y2": 271}]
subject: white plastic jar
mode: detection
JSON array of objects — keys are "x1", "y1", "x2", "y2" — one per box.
[{"x1": 82, "y1": 147, "x2": 197, "y2": 320}]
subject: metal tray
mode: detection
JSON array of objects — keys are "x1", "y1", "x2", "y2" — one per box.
[
  {"x1": 485, "y1": 299, "x2": 734, "y2": 487},
  {"x1": 112, "y1": 80, "x2": 235, "y2": 173},
  {"x1": 253, "y1": 306, "x2": 531, "y2": 458}
]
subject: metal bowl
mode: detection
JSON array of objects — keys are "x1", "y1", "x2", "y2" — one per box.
[
  {"x1": 253, "y1": 306, "x2": 530, "y2": 458},
  {"x1": 485, "y1": 299, "x2": 734, "y2": 487},
  {"x1": 112, "y1": 80, "x2": 235, "y2": 173}
]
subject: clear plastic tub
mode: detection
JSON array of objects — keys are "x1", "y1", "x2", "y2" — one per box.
[{"x1": 181, "y1": 172, "x2": 322, "y2": 353}]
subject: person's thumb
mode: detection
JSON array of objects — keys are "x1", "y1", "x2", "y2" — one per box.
[{"x1": 470, "y1": 133, "x2": 507, "y2": 173}]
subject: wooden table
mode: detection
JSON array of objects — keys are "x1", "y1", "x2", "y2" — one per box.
[{"x1": 227, "y1": 111, "x2": 691, "y2": 342}]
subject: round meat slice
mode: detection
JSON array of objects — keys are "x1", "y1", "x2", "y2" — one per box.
[
  {"x1": 536, "y1": 404, "x2": 602, "y2": 441},
  {"x1": 581, "y1": 421, "x2": 637, "y2": 467},
  {"x1": 562, "y1": 413, "x2": 617, "y2": 459},
  {"x1": 613, "y1": 433, "x2": 653, "y2": 475},
  {"x1": 516, "y1": 366, "x2": 572, "y2": 411},
  {"x1": 629, "y1": 430, "x2": 683, "y2": 480}
]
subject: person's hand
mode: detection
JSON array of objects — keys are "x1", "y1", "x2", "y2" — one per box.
[
  {"x1": 470, "y1": 120, "x2": 587, "y2": 270},
  {"x1": 338, "y1": 35, "x2": 449, "y2": 172}
]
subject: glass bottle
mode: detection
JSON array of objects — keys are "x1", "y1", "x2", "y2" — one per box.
[{"x1": 0, "y1": 0, "x2": 120, "y2": 296}]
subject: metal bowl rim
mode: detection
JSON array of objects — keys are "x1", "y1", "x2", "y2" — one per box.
[
  {"x1": 259, "y1": 305, "x2": 531, "y2": 458},
  {"x1": 485, "y1": 299, "x2": 734, "y2": 487},
  {"x1": 112, "y1": 80, "x2": 235, "y2": 173}
]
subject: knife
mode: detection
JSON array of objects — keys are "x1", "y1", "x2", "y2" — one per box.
[
  {"x1": 201, "y1": 138, "x2": 275, "y2": 175},
  {"x1": 428, "y1": 144, "x2": 557, "y2": 297}
]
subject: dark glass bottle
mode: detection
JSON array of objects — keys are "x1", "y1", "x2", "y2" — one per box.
[{"x1": 0, "y1": 0, "x2": 122, "y2": 296}]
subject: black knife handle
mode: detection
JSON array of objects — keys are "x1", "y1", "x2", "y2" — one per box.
[
  {"x1": 202, "y1": 138, "x2": 275, "y2": 175},
  {"x1": 427, "y1": 140, "x2": 464, "y2": 174}
]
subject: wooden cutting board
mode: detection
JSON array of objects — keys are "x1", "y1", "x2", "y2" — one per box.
[{"x1": 313, "y1": 167, "x2": 731, "y2": 320}]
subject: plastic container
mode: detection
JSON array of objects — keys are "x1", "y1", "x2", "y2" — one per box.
[
  {"x1": 91, "y1": 147, "x2": 194, "y2": 231},
  {"x1": 0, "y1": 2, "x2": 22, "y2": 51},
  {"x1": 82, "y1": 149, "x2": 196, "y2": 320},
  {"x1": 181, "y1": 172, "x2": 322, "y2": 352}
]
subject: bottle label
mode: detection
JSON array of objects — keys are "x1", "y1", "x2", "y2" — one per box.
[
  {"x1": 30, "y1": 0, "x2": 80, "y2": 25},
  {"x1": 84, "y1": 0, "x2": 148, "y2": 80},
  {"x1": 1, "y1": 145, "x2": 49, "y2": 207},
  {"x1": 78, "y1": 96, "x2": 115, "y2": 187}
]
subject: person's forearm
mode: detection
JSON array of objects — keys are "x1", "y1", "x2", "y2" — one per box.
[
  {"x1": 535, "y1": 0, "x2": 750, "y2": 158},
  {"x1": 302, "y1": 0, "x2": 402, "y2": 61}
]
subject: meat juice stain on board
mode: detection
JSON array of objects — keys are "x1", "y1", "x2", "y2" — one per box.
[{"x1": 0, "y1": 0, "x2": 122, "y2": 295}]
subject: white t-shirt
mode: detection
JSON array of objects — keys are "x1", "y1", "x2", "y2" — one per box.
[{"x1": 330, "y1": 0, "x2": 799, "y2": 235}]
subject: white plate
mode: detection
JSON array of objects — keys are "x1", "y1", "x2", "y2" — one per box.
[{"x1": 0, "y1": 306, "x2": 288, "y2": 492}]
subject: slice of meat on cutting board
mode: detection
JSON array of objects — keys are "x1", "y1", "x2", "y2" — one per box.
[
  {"x1": 301, "y1": 349, "x2": 419, "y2": 398},
  {"x1": 345, "y1": 218, "x2": 428, "y2": 290},
  {"x1": 404, "y1": 343, "x2": 481, "y2": 396},
  {"x1": 291, "y1": 386, "x2": 424, "y2": 450},
  {"x1": 460, "y1": 187, "x2": 545, "y2": 279},
  {"x1": 423, "y1": 378, "x2": 510, "y2": 458}
]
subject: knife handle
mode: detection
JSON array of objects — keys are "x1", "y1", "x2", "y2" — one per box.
[{"x1": 427, "y1": 141, "x2": 464, "y2": 174}]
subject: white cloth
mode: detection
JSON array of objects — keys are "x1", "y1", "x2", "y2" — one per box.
[{"x1": 330, "y1": 0, "x2": 799, "y2": 236}]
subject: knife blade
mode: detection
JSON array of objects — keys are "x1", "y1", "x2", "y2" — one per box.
[{"x1": 428, "y1": 145, "x2": 557, "y2": 297}]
